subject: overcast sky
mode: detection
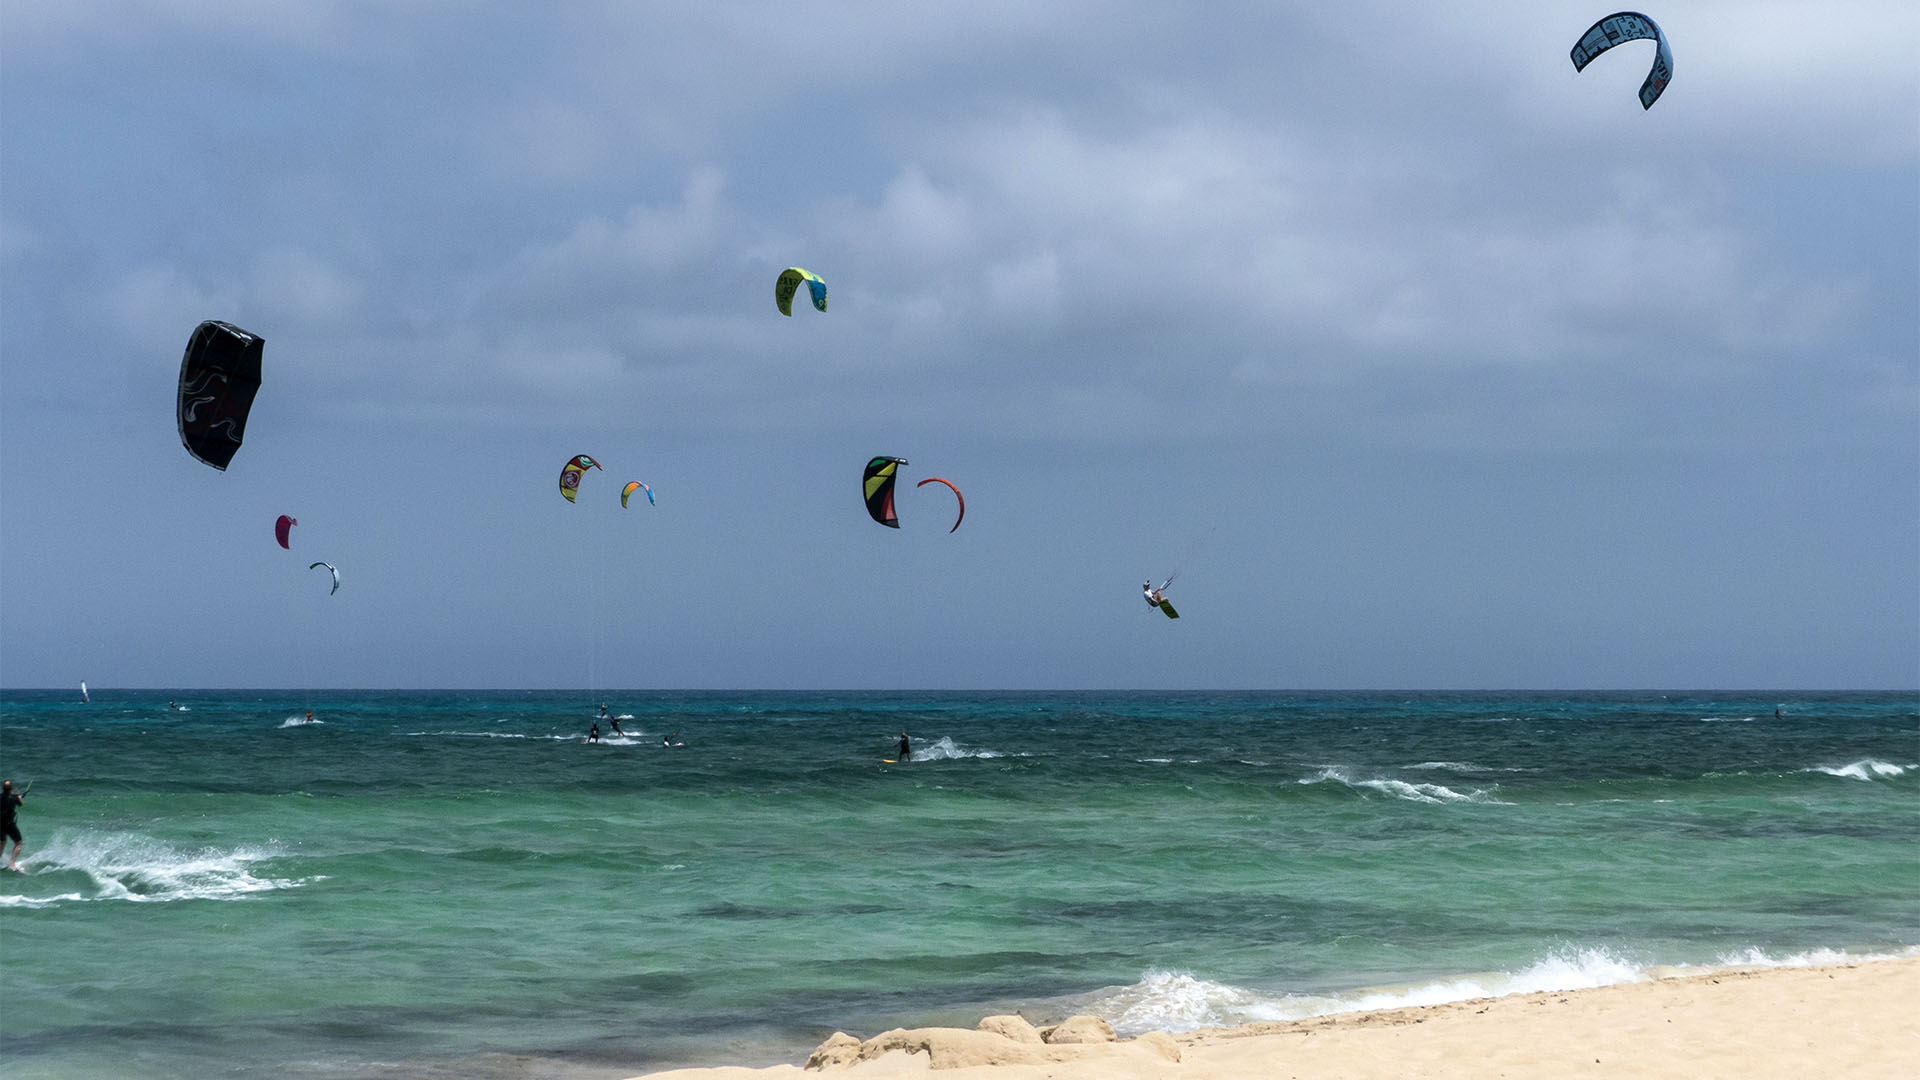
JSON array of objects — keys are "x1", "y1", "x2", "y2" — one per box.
[{"x1": 2, "y1": 2, "x2": 1915, "y2": 691}]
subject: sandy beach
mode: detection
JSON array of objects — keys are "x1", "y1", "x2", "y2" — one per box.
[{"x1": 630, "y1": 954, "x2": 1920, "y2": 1079}]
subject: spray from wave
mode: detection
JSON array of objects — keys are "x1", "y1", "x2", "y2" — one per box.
[
  {"x1": 1077, "y1": 946, "x2": 1914, "y2": 1036},
  {"x1": 0, "y1": 830, "x2": 310, "y2": 908},
  {"x1": 903, "y1": 736, "x2": 1008, "y2": 761},
  {"x1": 1808, "y1": 759, "x2": 1910, "y2": 781},
  {"x1": 1298, "y1": 766, "x2": 1508, "y2": 804}
]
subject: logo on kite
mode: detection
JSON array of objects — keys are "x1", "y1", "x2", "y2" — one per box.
[
  {"x1": 621, "y1": 481, "x2": 655, "y2": 508},
  {"x1": 863, "y1": 457, "x2": 907, "y2": 528},
  {"x1": 177, "y1": 320, "x2": 264, "y2": 471},
  {"x1": 775, "y1": 267, "x2": 828, "y2": 316},
  {"x1": 916, "y1": 477, "x2": 965, "y2": 533},
  {"x1": 559, "y1": 455, "x2": 601, "y2": 503},
  {"x1": 309, "y1": 561, "x2": 340, "y2": 595},
  {"x1": 275, "y1": 515, "x2": 298, "y2": 549},
  {"x1": 1570, "y1": 11, "x2": 1672, "y2": 110}
]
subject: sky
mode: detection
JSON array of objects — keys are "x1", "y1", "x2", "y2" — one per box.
[{"x1": 2, "y1": 2, "x2": 1915, "y2": 691}]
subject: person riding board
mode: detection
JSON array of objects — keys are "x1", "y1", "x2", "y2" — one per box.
[
  {"x1": 2, "y1": 780, "x2": 26, "y2": 871},
  {"x1": 896, "y1": 732, "x2": 911, "y2": 763},
  {"x1": 1143, "y1": 577, "x2": 1180, "y2": 618}
]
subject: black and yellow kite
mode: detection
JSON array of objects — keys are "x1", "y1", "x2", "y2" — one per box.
[{"x1": 863, "y1": 457, "x2": 906, "y2": 528}]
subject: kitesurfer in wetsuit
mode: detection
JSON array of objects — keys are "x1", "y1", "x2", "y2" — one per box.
[
  {"x1": 588, "y1": 723, "x2": 600, "y2": 743},
  {"x1": 2, "y1": 780, "x2": 25, "y2": 871},
  {"x1": 607, "y1": 715, "x2": 625, "y2": 735},
  {"x1": 897, "y1": 732, "x2": 911, "y2": 762}
]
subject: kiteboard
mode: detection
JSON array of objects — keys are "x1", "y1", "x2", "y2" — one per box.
[{"x1": 1159, "y1": 601, "x2": 1180, "y2": 619}]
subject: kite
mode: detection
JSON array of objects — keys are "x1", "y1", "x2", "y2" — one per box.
[
  {"x1": 177, "y1": 320, "x2": 264, "y2": 470},
  {"x1": 275, "y1": 515, "x2": 298, "y2": 549},
  {"x1": 863, "y1": 457, "x2": 906, "y2": 528},
  {"x1": 916, "y1": 477, "x2": 964, "y2": 533},
  {"x1": 775, "y1": 267, "x2": 828, "y2": 316},
  {"x1": 1570, "y1": 11, "x2": 1672, "y2": 110},
  {"x1": 309, "y1": 562, "x2": 340, "y2": 595},
  {"x1": 621, "y1": 481, "x2": 654, "y2": 508},
  {"x1": 559, "y1": 455, "x2": 601, "y2": 503}
]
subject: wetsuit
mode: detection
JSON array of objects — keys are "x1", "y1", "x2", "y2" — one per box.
[
  {"x1": 1, "y1": 790, "x2": 21, "y2": 845},
  {"x1": 897, "y1": 736, "x2": 911, "y2": 762}
]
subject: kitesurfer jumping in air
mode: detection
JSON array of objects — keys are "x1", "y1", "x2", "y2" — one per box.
[{"x1": 1143, "y1": 578, "x2": 1180, "y2": 618}]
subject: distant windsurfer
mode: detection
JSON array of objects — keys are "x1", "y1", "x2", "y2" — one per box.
[
  {"x1": 2, "y1": 780, "x2": 25, "y2": 871},
  {"x1": 897, "y1": 732, "x2": 911, "y2": 763}
]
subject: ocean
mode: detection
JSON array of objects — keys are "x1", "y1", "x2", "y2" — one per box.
[{"x1": 1, "y1": 690, "x2": 1915, "y2": 1078}]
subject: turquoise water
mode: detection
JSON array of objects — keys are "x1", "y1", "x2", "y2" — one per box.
[{"x1": 2, "y1": 690, "x2": 1915, "y2": 1078}]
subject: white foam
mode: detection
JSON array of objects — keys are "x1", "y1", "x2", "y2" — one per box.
[
  {"x1": 1082, "y1": 947, "x2": 1920, "y2": 1037},
  {"x1": 905, "y1": 736, "x2": 1007, "y2": 761},
  {"x1": 1707, "y1": 945, "x2": 1920, "y2": 969},
  {"x1": 5, "y1": 830, "x2": 308, "y2": 905},
  {"x1": 279, "y1": 716, "x2": 323, "y2": 728},
  {"x1": 1809, "y1": 759, "x2": 1909, "y2": 781},
  {"x1": 1089, "y1": 949, "x2": 1652, "y2": 1036},
  {"x1": 1299, "y1": 767, "x2": 1508, "y2": 805}
]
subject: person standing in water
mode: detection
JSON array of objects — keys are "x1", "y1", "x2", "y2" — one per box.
[
  {"x1": 2, "y1": 780, "x2": 25, "y2": 871},
  {"x1": 896, "y1": 732, "x2": 911, "y2": 763}
]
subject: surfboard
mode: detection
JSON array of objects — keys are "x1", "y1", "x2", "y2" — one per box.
[
  {"x1": 1159, "y1": 601, "x2": 1180, "y2": 619},
  {"x1": 882, "y1": 758, "x2": 898, "y2": 763}
]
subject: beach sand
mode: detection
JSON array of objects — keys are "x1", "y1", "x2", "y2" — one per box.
[{"x1": 628, "y1": 954, "x2": 1920, "y2": 1079}]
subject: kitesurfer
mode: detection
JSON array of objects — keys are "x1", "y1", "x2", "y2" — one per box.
[
  {"x1": 2, "y1": 780, "x2": 25, "y2": 871},
  {"x1": 305, "y1": 711, "x2": 314, "y2": 724},
  {"x1": 608, "y1": 716, "x2": 625, "y2": 736},
  {"x1": 1143, "y1": 582, "x2": 1167, "y2": 608},
  {"x1": 589, "y1": 723, "x2": 601, "y2": 744},
  {"x1": 897, "y1": 732, "x2": 912, "y2": 763}
]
